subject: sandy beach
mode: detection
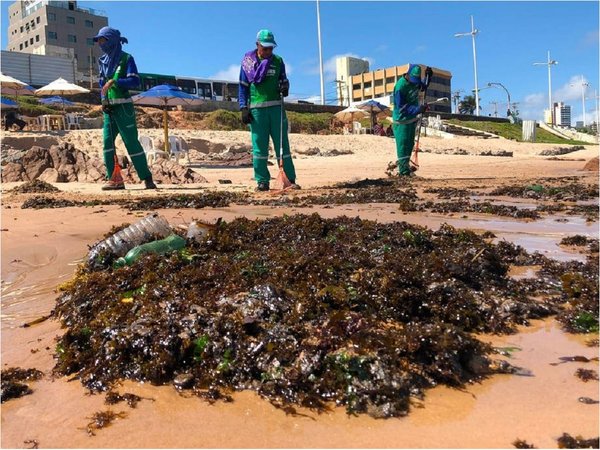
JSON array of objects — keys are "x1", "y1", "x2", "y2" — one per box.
[{"x1": 1, "y1": 128, "x2": 599, "y2": 448}]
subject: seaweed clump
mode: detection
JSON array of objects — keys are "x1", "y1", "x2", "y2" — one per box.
[
  {"x1": 1, "y1": 368, "x2": 43, "y2": 403},
  {"x1": 53, "y1": 215, "x2": 562, "y2": 417},
  {"x1": 556, "y1": 433, "x2": 599, "y2": 449},
  {"x1": 488, "y1": 182, "x2": 598, "y2": 201},
  {"x1": 9, "y1": 180, "x2": 60, "y2": 194},
  {"x1": 575, "y1": 368, "x2": 599, "y2": 382},
  {"x1": 84, "y1": 410, "x2": 127, "y2": 436},
  {"x1": 512, "y1": 439, "x2": 536, "y2": 448}
]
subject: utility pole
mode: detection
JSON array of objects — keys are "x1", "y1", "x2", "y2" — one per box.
[
  {"x1": 570, "y1": 75, "x2": 589, "y2": 126},
  {"x1": 89, "y1": 47, "x2": 93, "y2": 90},
  {"x1": 334, "y1": 79, "x2": 345, "y2": 106},
  {"x1": 533, "y1": 50, "x2": 558, "y2": 126},
  {"x1": 489, "y1": 101, "x2": 499, "y2": 117},
  {"x1": 316, "y1": 0, "x2": 325, "y2": 105},
  {"x1": 452, "y1": 90, "x2": 463, "y2": 114}
]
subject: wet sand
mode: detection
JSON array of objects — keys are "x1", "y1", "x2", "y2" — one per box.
[{"x1": 1, "y1": 131, "x2": 599, "y2": 448}]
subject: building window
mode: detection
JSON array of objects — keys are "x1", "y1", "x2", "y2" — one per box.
[
  {"x1": 30, "y1": 38, "x2": 34, "y2": 44},
  {"x1": 364, "y1": 82, "x2": 372, "y2": 89},
  {"x1": 374, "y1": 79, "x2": 383, "y2": 87},
  {"x1": 36, "y1": 35, "x2": 40, "y2": 42},
  {"x1": 30, "y1": 20, "x2": 35, "y2": 27},
  {"x1": 85, "y1": 20, "x2": 93, "y2": 28},
  {"x1": 48, "y1": 12, "x2": 56, "y2": 21},
  {"x1": 20, "y1": 43, "x2": 23, "y2": 50},
  {"x1": 385, "y1": 76, "x2": 395, "y2": 84},
  {"x1": 20, "y1": 26, "x2": 24, "y2": 32},
  {"x1": 68, "y1": 34, "x2": 77, "y2": 43},
  {"x1": 86, "y1": 38, "x2": 94, "y2": 46},
  {"x1": 48, "y1": 31, "x2": 57, "y2": 40},
  {"x1": 352, "y1": 83, "x2": 360, "y2": 90},
  {"x1": 67, "y1": 16, "x2": 75, "y2": 24},
  {"x1": 24, "y1": 41, "x2": 28, "y2": 48},
  {"x1": 36, "y1": 17, "x2": 40, "y2": 24}
]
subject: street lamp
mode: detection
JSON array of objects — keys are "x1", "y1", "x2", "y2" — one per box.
[
  {"x1": 455, "y1": 15, "x2": 480, "y2": 116},
  {"x1": 533, "y1": 50, "x2": 558, "y2": 126},
  {"x1": 316, "y1": 0, "x2": 325, "y2": 106},
  {"x1": 570, "y1": 75, "x2": 589, "y2": 126},
  {"x1": 487, "y1": 82, "x2": 511, "y2": 116}
]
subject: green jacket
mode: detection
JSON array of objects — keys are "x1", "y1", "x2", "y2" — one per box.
[
  {"x1": 249, "y1": 55, "x2": 283, "y2": 108},
  {"x1": 392, "y1": 75, "x2": 421, "y2": 122}
]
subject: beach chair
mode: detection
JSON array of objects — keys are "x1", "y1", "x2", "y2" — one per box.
[
  {"x1": 65, "y1": 113, "x2": 81, "y2": 130},
  {"x1": 168, "y1": 136, "x2": 189, "y2": 165},
  {"x1": 140, "y1": 135, "x2": 167, "y2": 165}
]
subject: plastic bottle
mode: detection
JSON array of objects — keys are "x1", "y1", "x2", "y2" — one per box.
[
  {"x1": 114, "y1": 234, "x2": 187, "y2": 268},
  {"x1": 88, "y1": 213, "x2": 172, "y2": 264}
]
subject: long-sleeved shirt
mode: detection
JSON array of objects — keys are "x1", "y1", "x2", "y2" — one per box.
[
  {"x1": 238, "y1": 55, "x2": 287, "y2": 109},
  {"x1": 392, "y1": 75, "x2": 423, "y2": 122},
  {"x1": 98, "y1": 54, "x2": 140, "y2": 94}
]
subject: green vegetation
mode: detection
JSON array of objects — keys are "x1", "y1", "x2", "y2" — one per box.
[
  {"x1": 447, "y1": 119, "x2": 591, "y2": 145},
  {"x1": 287, "y1": 111, "x2": 333, "y2": 133},
  {"x1": 202, "y1": 109, "x2": 246, "y2": 131}
]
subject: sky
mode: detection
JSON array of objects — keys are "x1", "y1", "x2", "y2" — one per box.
[{"x1": 2, "y1": 0, "x2": 599, "y2": 122}]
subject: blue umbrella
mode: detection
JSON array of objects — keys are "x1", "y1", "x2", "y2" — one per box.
[
  {"x1": 1, "y1": 96, "x2": 18, "y2": 109},
  {"x1": 132, "y1": 84, "x2": 202, "y2": 153},
  {"x1": 39, "y1": 96, "x2": 75, "y2": 107}
]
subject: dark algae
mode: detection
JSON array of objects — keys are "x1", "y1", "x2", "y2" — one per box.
[
  {"x1": 84, "y1": 410, "x2": 127, "y2": 436},
  {"x1": 556, "y1": 433, "x2": 599, "y2": 449},
  {"x1": 52, "y1": 214, "x2": 596, "y2": 418},
  {"x1": 9, "y1": 180, "x2": 60, "y2": 194},
  {"x1": 512, "y1": 439, "x2": 536, "y2": 448},
  {"x1": 1, "y1": 368, "x2": 44, "y2": 403},
  {"x1": 574, "y1": 368, "x2": 598, "y2": 382}
]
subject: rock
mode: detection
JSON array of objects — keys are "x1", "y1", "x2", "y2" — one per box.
[
  {"x1": 227, "y1": 144, "x2": 252, "y2": 154},
  {"x1": 1, "y1": 162, "x2": 26, "y2": 182},
  {"x1": 173, "y1": 373, "x2": 195, "y2": 389},
  {"x1": 38, "y1": 168, "x2": 60, "y2": 183},
  {"x1": 22, "y1": 146, "x2": 53, "y2": 181},
  {"x1": 583, "y1": 156, "x2": 599, "y2": 172}
]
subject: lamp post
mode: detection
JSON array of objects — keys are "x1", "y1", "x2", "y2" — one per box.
[
  {"x1": 316, "y1": 0, "x2": 325, "y2": 105},
  {"x1": 455, "y1": 16, "x2": 480, "y2": 116},
  {"x1": 570, "y1": 75, "x2": 589, "y2": 126},
  {"x1": 533, "y1": 51, "x2": 558, "y2": 126},
  {"x1": 487, "y1": 82, "x2": 511, "y2": 116}
]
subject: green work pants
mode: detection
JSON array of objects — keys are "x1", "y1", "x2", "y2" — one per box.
[
  {"x1": 103, "y1": 102, "x2": 151, "y2": 181},
  {"x1": 249, "y1": 105, "x2": 296, "y2": 184},
  {"x1": 392, "y1": 122, "x2": 417, "y2": 176}
]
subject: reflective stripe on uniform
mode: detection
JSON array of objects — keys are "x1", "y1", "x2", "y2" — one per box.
[
  {"x1": 253, "y1": 155, "x2": 269, "y2": 160},
  {"x1": 128, "y1": 150, "x2": 145, "y2": 157},
  {"x1": 250, "y1": 100, "x2": 281, "y2": 108},
  {"x1": 281, "y1": 154, "x2": 292, "y2": 159},
  {"x1": 104, "y1": 148, "x2": 115, "y2": 153},
  {"x1": 108, "y1": 98, "x2": 133, "y2": 105}
]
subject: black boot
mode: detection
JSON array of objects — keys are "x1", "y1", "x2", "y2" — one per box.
[{"x1": 144, "y1": 175, "x2": 157, "y2": 189}]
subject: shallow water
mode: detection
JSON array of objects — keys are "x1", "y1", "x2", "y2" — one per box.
[{"x1": 1, "y1": 204, "x2": 598, "y2": 448}]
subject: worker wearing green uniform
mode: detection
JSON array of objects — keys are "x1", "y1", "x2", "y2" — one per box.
[
  {"x1": 239, "y1": 30, "x2": 299, "y2": 191},
  {"x1": 392, "y1": 64, "x2": 428, "y2": 176},
  {"x1": 94, "y1": 26, "x2": 156, "y2": 190}
]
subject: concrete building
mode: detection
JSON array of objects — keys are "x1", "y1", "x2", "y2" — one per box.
[
  {"x1": 335, "y1": 56, "x2": 370, "y2": 106},
  {"x1": 553, "y1": 102, "x2": 571, "y2": 127},
  {"x1": 346, "y1": 63, "x2": 452, "y2": 113},
  {"x1": 7, "y1": 1, "x2": 108, "y2": 75}
]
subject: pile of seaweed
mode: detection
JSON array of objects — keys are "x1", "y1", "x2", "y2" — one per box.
[
  {"x1": 52, "y1": 214, "x2": 577, "y2": 418},
  {"x1": 1, "y1": 368, "x2": 43, "y2": 403},
  {"x1": 9, "y1": 180, "x2": 60, "y2": 194},
  {"x1": 418, "y1": 200, "x2": 541, "y2": 220},
  {"x1": 488, "y1": 181, "x2": 598, "y2": 201}
]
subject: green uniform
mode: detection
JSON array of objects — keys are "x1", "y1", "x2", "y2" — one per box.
[
  {"x1": 247, "y1": 55, "x2": 296, "y2": 184},
  {"x1": 102, "y1": 52, "x2": 151, "y2": 181},
  {"x1": 392, "y1": 76, "x2": 421, "y2": 176}
]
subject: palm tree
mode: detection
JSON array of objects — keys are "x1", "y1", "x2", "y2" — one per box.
[{"x1": 458, "y1": 95, "x2": 477, "y2": 115}]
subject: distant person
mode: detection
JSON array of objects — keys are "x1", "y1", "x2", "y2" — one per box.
[
  {"x1": 239, "y1": 29, "x2": 299, "y2": 191},
  {"x1": 4, "y1": 110, "x2": 26, "y2": 131},
  {"x1": 392, "y1": 64, "x2": 431, "y2": 176},
  {"x1": 93, "y1": 26, "x2": 156, "y2": 190},
  {"x1": 385, "y1": 125, "x2": 393, "y2": 138}
]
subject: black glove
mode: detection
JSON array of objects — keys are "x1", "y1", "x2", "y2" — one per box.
[
  {"x1": 425, "y1": 67, "x2": 433, "y2": 79},
  {"x1": 241, "y1": 107, "x2": 252, "y2": 124},
  {"x1": 279, "y1": 79, "x2": 289, "y2": 97},
  {"x1": 421, "y1": 67, "x2": 433, "y2": 92},
  {"x1": 101, "y1": 99, "x2": 111, "y2": 114}
]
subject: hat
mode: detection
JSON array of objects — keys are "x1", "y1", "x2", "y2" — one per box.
[
  {"x1": 256, "y1": 29, "x2": 277, "y2": 48},
  {"x1": 407, "y1": 64, "x2": 422, "y2": 84}
]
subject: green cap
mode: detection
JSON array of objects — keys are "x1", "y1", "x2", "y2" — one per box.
[
  {"x1": 256, "y1": 29, "x2": 277, "y2": 48},
  {"x1": 407, "y1": 64, "x2": 422, "y2": 84}
]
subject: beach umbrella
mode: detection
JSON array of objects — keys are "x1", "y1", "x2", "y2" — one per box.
[
  {"x1": 132, "y1": 84, "x2": 202, "y2": 153},
  {"x1": 334, "y1": 105, "x2": 368, "y2": 122},
  {"x1": 1, "y1": 96, "x2": 19, "y2": 109},
  {"x1": 0, "y1": 73, "x2": 36, "y2": 108},
  {"x1": 35, "y1": 77, "x2": 90, "y2": 96},
  {"x1": 39, "y1": 95, "x2": 75, "y2": 109},
  {"x1": 357, "y1": 99, "x2": 389, "y2": 129}
]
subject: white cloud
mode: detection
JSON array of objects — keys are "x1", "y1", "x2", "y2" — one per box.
[
  {"x1": 554, "y1": 75, "x2": 590, "y2": 102},
  {"x1": 287, "y1": 93, "x2": 321, "y2": 104},
  {"x1": 307, "y1": 53, "x2": 374, "y2": 81},
  {"x1": 209, "y1": 64, "x2": 239, "y2": 81}
]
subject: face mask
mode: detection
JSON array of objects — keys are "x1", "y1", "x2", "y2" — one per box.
[{"x1": 100, "y1": 41, "x2": 113, "y2": 53}]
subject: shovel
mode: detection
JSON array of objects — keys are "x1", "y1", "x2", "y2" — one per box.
[
  {"x1": 410, "y1": 95, "x2": 449, "y2": 172},
  {"x1": 271, "y1": 95, "x2": 293, "y2": 193}
]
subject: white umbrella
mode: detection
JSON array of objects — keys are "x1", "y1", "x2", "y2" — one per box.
[
  {"x1": 334, "y1": 105, "x2": 368, "y2": 123},
  {"x1": 0, "y1": 72, "x2": 35, "y2": 97},
  {"x1": 35, "y1": 77, "x2": 90, "y2": 96}
]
